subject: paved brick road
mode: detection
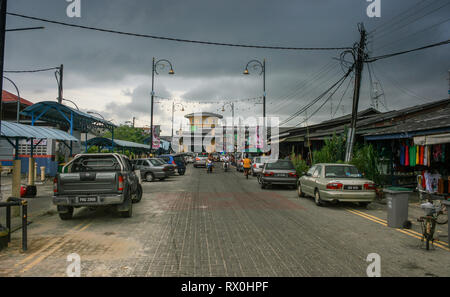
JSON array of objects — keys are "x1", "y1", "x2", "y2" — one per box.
[{"x1": 0, "y1": 164, "x2": 449, "y2": 277}]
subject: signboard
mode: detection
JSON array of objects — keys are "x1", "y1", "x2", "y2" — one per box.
[{"x1": 152, "y1": 126, "x2": 160, "y2": 149}]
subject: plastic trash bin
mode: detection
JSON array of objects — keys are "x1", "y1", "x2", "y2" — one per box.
[
  {"x1": 441, "y1": 200, "x2": 450, "y2": 245},
  {"x1": 384, "y1": 187, "x2": 412, "y2": 228}
]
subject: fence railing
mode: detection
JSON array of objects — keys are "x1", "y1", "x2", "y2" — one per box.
[{"x1": 0, "y1": 197, "x2": 28, "y2": 251}]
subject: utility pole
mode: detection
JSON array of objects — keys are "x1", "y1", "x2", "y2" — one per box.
[
  {"x1": 0, "y1": 0, "x2": 7, "y2": 201},
  {"x1": 345, "y1": 23, "x2": 367, "y2": 162},
  {"x1": 150, "y1": 57, "x2": 155, "y2": 153},
  {"x1": 132, "y1": 116, "x2": 135, "y2": 128},
  {"x1": 57, "y1": 64, "x2": 63, "y2": 104}
]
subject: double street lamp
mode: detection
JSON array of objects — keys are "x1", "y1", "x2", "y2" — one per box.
[{"x1": 151, "y1": 57, "x2": 175, "y2": 152}]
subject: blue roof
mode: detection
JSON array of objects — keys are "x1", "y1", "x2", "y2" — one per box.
[
  {"x1": 86, "y1": 137, "x2": 149, "y2": 150},
  {"x1": 1, "y1": 121, "x2": 79, "y2": 141},
  {"x1": 21, "y1": 101, "x2": 116, "y2": 133}
]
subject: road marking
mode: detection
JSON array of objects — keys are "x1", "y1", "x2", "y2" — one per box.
[
  {"x1": 349, "y1": 208, "x2": 450, "y2": 248},
  {"x1": 15, "y1": 221, "x2": 87, "y2": 267},
  {"x1": 345, "y1": 208, "x2": 449, "y2": 251}
]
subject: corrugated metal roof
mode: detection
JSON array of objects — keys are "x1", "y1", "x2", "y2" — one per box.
[
  {"x1": 21, "y1": 101, "x2": 116, "y2": 133},
  {"x1": 86, "y1": 137, "x2": 149, "y2": 150},
  {"x1": 1, "y1": 121, "x2": 79, "y2": 141}
]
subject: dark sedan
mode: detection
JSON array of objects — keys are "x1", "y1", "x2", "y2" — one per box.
[{"x1": 260, "y1": 160, "x2": 298, "y2": 189}]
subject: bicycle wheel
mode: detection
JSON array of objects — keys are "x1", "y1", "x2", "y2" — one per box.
[
  {"x1": 425, "y1": 220, "x2": 431, "y2": 250},
  {"x1": 436, "y1": 203, "x2": 448, "y2": 225}
]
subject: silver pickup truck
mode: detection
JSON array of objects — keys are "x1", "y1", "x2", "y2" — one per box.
[{"x1": 53, "y1": 153, "x2": 142, "y2": 220}]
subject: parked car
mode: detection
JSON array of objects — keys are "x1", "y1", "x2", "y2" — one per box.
[
  {"x1": 133, "y1": 158, "x2": 172, "y2": 182},
  {"x1": 194, "y1": 152, "x2": 209, "y2": 168},
  {"x1": 159, "y1": 154, "x2": 186, "y2": 175},
  {"x1": 53, "y1": 153, "x2": 142, "y2": 219},
  {"x1": 252, "y1": 156, "x2": 270, "y2": 177},
  {"x1": 297, "y1": 163, "x2": 376, "y2": 207},
  {"x1": 260, "y1": 159, "x2": 297, "y2": 189}
]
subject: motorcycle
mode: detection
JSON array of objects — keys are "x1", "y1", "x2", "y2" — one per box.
[{"x1": 223, "y1": 161, "x2": 230, "y2": 172}]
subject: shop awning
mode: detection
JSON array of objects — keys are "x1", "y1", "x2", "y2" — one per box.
[
  {"x1": 414, "y1": 133, "x2": 450, "y2": 145},
  {"x1": 285, "y1": 136, "x2": 304, "y2": 143}
]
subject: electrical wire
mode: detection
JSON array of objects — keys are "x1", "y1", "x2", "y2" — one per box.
[
  {"x1": 374, "y1": 17, "x2": 450, "y2": 53},
  {"x1": 366, "y1": 39, "x2": 450, "y2": 63},
  {"x1": 372, "y1": 1, "x2": 450, "y2": 42},
  {"x1": 4, "y1": 66, "x2": 59, "y2": 73},
  {"x1": 331, "y1": 75, "x2": 353, "y2": 118},
  {"x1": 368, "y1": 0, "x2": 444, "y2": 36},
  {"x1": 294, "y1": 73, "x2": 352, "y2": 127},
  {"x1": 280, "y1": 66, "x2": 354, "y2": 126},
  {"x1": 7, "y1": 12, "x2": 352, "y2": 51}
]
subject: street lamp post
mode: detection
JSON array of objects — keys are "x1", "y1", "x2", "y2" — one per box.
[
  {"x1": 244, "y1": 59, "x2": 266, "y2": 154},
  {"x1": 171, "y1": 102, "x2": 185, "y2": 139},
  {"x1": 61, "y1": 98, "x2": 79, "y2": 110},
  {"x1": 3, "y1": 76, "x2": 20, "y2": 123},
  {"x1": 151, "y1": 57, "x2": 175, "y2": 153},
  {"x1": 222, "y1": 102, "x2": 234, "y2": 154},
  {"x1": 243, "y1": 59, "x2": 266, "y2": 119}
]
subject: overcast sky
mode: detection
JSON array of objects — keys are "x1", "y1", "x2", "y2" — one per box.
[{"x1": 4, "y1": 0, "x2": 450, "y2": 135}]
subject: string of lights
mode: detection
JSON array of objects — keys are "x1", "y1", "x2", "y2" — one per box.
[{"x1": 154, "y1": 95, "x2": 263, "y2": 104}]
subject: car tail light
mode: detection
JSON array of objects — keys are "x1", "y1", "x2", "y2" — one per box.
[
  {"x1": 118, "y1": 175, "x2": 124, "y2": 192},
  {"x1": 364, "y1": 183, "x2": 376, "y2": 190},
  {"x1": 326, "y1": 182, "x2": 343, "y2": 190},
  {"x1": 53, "y1": 177, "x2": 58, "y2": 193},
  {"x1": 196, "y1": 157, "x2": 200, "y2": 161},
  {"x1": 172, "y1": 160, "x2": 176, "y2": 165},
  {"x1": 288, "y1": 172, "x2": 297, "y2": 178},
  {"x1": 264, "y1": 172, "x2": 274, "y2": 177},
  {"x1": 253, "y1": 164, "x2": 256, "y2": 168}
]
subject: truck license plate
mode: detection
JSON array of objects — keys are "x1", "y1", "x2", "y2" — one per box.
[{"x1": 78, "y1": 196, "x2": 98, "y2": 203}]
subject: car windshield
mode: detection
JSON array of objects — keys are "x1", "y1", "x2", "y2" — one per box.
[
  {"x1": 325, "y1": 165, "x2": 362, "y2": 178},
  {"x1": 71, "y1": 155, "x2": 120, "y2": 172},
  {"x1": 149, "y1": 159, "x2": 163, "y2": 166},
  {"x1": 265, "y1": 160, "x2": 295, "y2": 170}
]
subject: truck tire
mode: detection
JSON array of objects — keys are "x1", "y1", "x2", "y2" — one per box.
[
  {"x1": 58, "y1": 206, "x2": 74, "y2": 220},
  {"x1": 132, "y1": 184, "x2": 143, "y2": 203}
]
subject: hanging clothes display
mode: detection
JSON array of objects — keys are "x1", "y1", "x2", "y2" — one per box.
[
  {"x1": 400, "y1": 144, "x2": 405, "y2": 166},
  {"x1": 409, "y1": 145, "x2": 416, "y2": 167},
  {"x1": 405, "y1": 145, "x2": 410, "y2": 166}
]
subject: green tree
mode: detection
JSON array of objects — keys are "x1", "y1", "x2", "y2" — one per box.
[{"x1": 102, "y1": 125, "x2": 147, "y2": 144}]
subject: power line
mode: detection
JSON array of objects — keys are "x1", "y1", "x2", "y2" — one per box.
[
  {"x1": 7, "y1": 12, "x2": 352, "y2": 51},
  {"x1": 366, "y1": 39, "x2": 450, "y2": 63},
  {"x1": 4, "y1": 66, "x2": 59, "y2": 73},
  {"x1": 294, "y1": 73, "x2": 351, "y2": 127},
  {"x1": 372, "y1": 1, "x2": 450, "y2": 42},
  {"x1": 374, "y1": 17, "x2": 450, "y2": 53},
  {"x1": 369, "y1": 0, "x2": 444, "y2": 36},
  {"x1": 280, "y1": 67, "x2": 354, "y2": 126},
  {"x1": 332, "y1": 75, "x2": 353, "y2": 118}
]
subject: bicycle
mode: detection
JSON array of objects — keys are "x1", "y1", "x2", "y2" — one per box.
[
  {"x1": 417, "y1": 202, "x2": 441, "y2": 250},
  {"x1": 416, "y1": 175, "x2": 448, "y2": 225}
]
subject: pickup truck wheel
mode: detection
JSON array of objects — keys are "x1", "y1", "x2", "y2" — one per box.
[
  {"x1": 145, "y1": 172, "x2": 155, "y2": 182},
  {"x1": 58, "y1": 207, "x2": 74, "y2": 220},
  {"x1": 132, "y1": 184, "x2": 143, "y2": 203}
]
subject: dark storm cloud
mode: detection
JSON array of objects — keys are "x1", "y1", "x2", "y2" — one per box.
[{"x1": 4, "y1": 0, "x2": 450, "y2": 127}]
